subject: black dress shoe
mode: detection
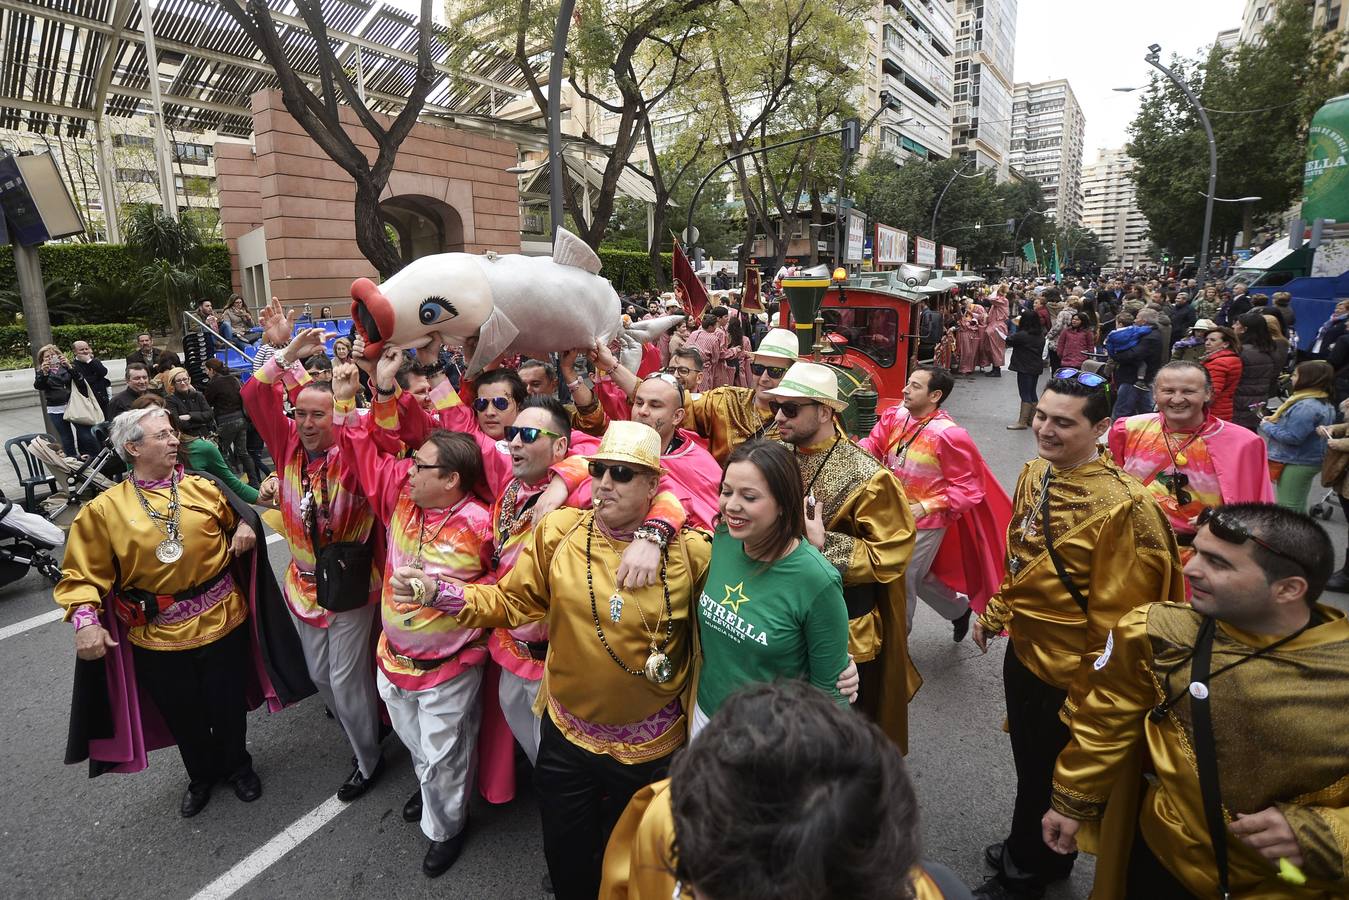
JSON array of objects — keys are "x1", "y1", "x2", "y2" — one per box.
[
  {"x1": 422, "y1": 832, "x2": 466, "y2": 878},
  {"x1": 403, "y1": 789, "x2": 423, "y2": 823},
  {"x1": 972, "y1": 876, "x2": 1044, "y2": 900},
  {"x1": 953, "y1": 609, "x2": 973, "y2": 643},
  {"x1": 180, "y1": 781, "x2": 212, "y2": 818},
  {"x1": 336, "y1": 757, "x2": 383, "y2": 802},
  {"x1": 984, "y1": 841, "x2": 1005, "y2": 872},
  {"x1": 228, "y1": 768, "x2": 263, "y2": 803}
]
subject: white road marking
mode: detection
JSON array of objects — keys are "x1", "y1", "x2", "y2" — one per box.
[
  {"x1": 0, "y1": 608, "x2": 64, "y2": 641},
  {"x1": 188, "y1": 796, "x2": 351, "y2": 900}
]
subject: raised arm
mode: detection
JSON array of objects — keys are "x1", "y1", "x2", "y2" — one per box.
[{"x1": 333, "y1": 360, "x2": 411, "y2": 521}]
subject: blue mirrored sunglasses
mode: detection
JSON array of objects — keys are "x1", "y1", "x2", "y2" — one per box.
[{"x1": 1053, "y1": 368, "x2": 1108, "y2": 389}]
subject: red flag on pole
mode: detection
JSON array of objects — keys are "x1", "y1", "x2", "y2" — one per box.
[
  {"x1": 741, "y1": 266, "x2": 763, "y2": 313},
  {"x1": 672, "y1": 240, "x2": 709, "y2": 318}
]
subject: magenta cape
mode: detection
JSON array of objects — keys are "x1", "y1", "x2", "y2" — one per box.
[{"x1": 928, "y1": 448, "x2": 1013, "y2": 615}]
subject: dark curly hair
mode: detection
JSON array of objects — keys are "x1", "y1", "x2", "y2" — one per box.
[{"x1": 670, "y1": 680, "x2": 922, "y2": 900}]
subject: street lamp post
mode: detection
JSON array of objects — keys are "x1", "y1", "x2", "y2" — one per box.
[
  {"x1": 931, "y1": 161, "x2": 985, "y2": 246},
  {"x1": 1142, "y1": 45, "x2": 1218, "y2": 289}
]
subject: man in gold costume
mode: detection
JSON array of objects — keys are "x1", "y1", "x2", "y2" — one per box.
[
  {"x1": 972, "y1": 372, "x2": 1185, "y2": 900},
  {"x1": 682, "y1": 327, "x2": 798, "y2": 464},
  {"x1": 57, "y1": 408, "x2": 267, "y2": 817},
  {"x1": 1043, "y1": 503, "x2": 1349, "y2": 899},
  {"x1": 428, "y1": 421, "x2": 709, "y2": 900},
  {"x1": 599, "y1": 681, "x2": 970, "y2": 900},
  {"x1": 763, "y1": 361, "x2": 917, "y2": 751}
]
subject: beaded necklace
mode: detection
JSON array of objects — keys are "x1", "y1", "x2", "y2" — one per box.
[{"x1": 585, "y1": 515, "x2": 673, "y2": 683}]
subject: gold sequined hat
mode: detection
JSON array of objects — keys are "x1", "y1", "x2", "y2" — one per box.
[
  {"x1": 753, "y1": 328, "x2": 800, "y2": 363},
  {"x1": 591, "y1": 420, "x2": 663, "y2": 471},
  {"x1": 760, "y1": 361, "x2": 848, "y2": 411}
]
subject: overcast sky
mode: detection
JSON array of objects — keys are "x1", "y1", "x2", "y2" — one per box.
[{"x1": 1012, "y1": 0, "x2": 1246, "y2": 163}]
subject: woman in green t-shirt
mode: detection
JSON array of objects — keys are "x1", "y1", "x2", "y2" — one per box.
[{"x1": 693, "y1": 440, "x2": 852, "y2": 735}]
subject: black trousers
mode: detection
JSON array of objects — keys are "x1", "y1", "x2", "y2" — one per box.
[
  {"x1": 131, "y1": 623, "x2": 252, "y2": 786},
  {"x1": 1000, "y1": 642, "x2": 1076, "y2": 885},
  {"x1": 1126, "y1": 825, "x2": 1197, "y2": 898},
  {"x1": 534, "y1": 713, "x2": 672, "y2": 900}
]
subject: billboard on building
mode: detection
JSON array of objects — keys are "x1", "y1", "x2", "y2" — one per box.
[
  {"x1": 941, "y1": 245, "x2": 957, "y2": 268},
  {"x1": 874, "y1": 223, "x2": 909, "y2": 266},
  {"x1": 916, "y1": 236, "x2": 936, "y2": 266}
]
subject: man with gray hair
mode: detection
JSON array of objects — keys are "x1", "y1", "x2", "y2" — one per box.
[
  {"x1": 1110, "y1": 306, "x2": 1165, "y2": 419},
  {"x1": 55, "y1": 407, "x2": 283, "y2": 818}
]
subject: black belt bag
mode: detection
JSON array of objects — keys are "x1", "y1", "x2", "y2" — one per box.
[
  {"x1": 309, "y1": 508, "x2": 374, "y2": 613},
  {"x1": 842, "y1": 582, "x2": 879, "y2": 620},
  {"x1": 116, "y1": 567, "x2": 231, "y2": 628}
]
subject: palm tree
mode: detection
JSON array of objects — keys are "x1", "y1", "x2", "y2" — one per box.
[{"x1": 123, "y1": 205, "x2": 224, "y2": 335}]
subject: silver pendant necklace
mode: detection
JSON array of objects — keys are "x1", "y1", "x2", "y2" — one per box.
[{"x1": 132, "y1": 473, "x2": 184, "y2": 565}]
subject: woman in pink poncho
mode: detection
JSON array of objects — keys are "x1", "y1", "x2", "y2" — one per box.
[
  {"x1": 976, "y1": 285, "x2": 1010, "y2": 376},
  {"x1": 955, "y1": 300, "x2": 986, "y2": 376}
]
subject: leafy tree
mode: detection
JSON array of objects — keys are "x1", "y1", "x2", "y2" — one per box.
[
  {"x1": 219, "y1": 0, "x2": 439, "y2": 278},
  {"x1": 1128, "y1": 0, "x2": 1349, "y2": 259}
]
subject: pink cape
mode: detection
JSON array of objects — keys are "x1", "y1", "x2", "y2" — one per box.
[{"x1": 928, "y1": 451, "x2": 1013, "y2": 615}]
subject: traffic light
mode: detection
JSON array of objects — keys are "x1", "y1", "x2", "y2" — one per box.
[{"x1": 841, "y1": 118, "x2": 861, "y2": 154}]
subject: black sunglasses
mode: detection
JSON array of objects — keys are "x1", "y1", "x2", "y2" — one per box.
[
  {"x1": 588, "y1": 460, "x2": 639, "y2": 483},
  {"x1": 505, "y1": 425, "x2": 562, "y2": 444},
  {"x1": 1053, "y1": 367, "x2": 1108, "y2": 388},
  {"x1": 750, "y1": 363, "x2": 787, "y2": 378},
  {"x1": 473, "y1": 396, "x2": 512, "y2": 412},
  {"x1": 1196, "y1": 507, "x2": 1304, "y2": 570},
  {"x1": 769, "y1": 400, "x2": 817, "y2": 419},
  {"x1": 1157, "y1": 471, "x2": 1192, "y2": 506}
]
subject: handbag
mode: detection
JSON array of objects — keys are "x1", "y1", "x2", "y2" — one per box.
[
  {"x1": 1321, "y1": 444, "x2": 1349, "y2": 488},
  {"x1": 307, "y1": 497, "x2": 374, "y2": 612},
  {"x1": 63, "y1": 380, "x2": 103, "y2": 427}
]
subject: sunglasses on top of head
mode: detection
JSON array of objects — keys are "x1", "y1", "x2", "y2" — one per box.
[
  {"x1": 750, "y1": 363, "x2": 787, "y2": 378},
  {"x1": 473, "y1": 396, "x2": 512, "y2": 412},
  {"x1": 1053, "y1": 367, "x2": 1108, "y2": 389},
  {"x1": 504, "y1": 424, "x2": 562, "y2": 444},
  {"x1": 588, "y1": 460, "x2": 640, "y2": 483},
  {"x1": 1195, "y1": 507, "x2": 1306, "y2": 572}
]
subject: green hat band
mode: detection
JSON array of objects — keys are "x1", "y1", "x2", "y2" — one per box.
[{"x1": 776, "y1": 378, "x2": 836, "y2": 401}]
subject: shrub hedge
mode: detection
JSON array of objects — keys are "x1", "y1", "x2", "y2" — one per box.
[
  {"x1": 597, "y1": 249, "x2": 672, "y2": 293},
  {"x1": 0, "y1": 323, "x2": 142, "y2": 360},
  {"x1": 0, "y1": 242, "x2": 231, "y2": 325}
]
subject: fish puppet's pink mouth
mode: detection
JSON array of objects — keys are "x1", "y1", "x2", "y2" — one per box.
[{"x1": 350, "y1": 278, "x2": 394, "y2": 359}]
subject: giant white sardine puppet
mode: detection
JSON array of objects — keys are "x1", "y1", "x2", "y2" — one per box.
[{"x1": 350, "y1": 228, "x2": 682, "y2": 377}]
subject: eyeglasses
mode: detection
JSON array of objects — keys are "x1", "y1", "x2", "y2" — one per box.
[
  {"x1": 504, "y1": 425, "x2": 562, "y2": 444},
  {"x1": 1157, "y1": 471, "x2": 1192, "y2": 506},
  {"x1": 473, "y1": 396, "x2": 512, "y2": 412},
  {"x1": 1053, "y1": 367, "x2": 1108, "y2": 388},
  {"x1": 769, "y1": 400, "x2": 818, "y2": 419},
  {"x1": 412, "y1": 462, "x2": 451, "y2": 472},
  {"x1": 750, "y1": 363, "x2": 788, "y2": 378},
  {"x1": 1196, "y1": 507, "x2": 1305, "y2": 571},
  {"x1": 588, "y1": 460, "x2": 640, "y2": 483},
  {"x1": 665, "y1": 365, "x2": 699, "y2": 377}
]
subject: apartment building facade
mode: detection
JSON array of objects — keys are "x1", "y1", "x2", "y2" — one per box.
[
  {"x1": 1080, "y1": 147, "x2": 1152, "y2": 268},
  {"x1": 1009, "y1": 78, "x2": 1086, "y2": 226},
  {"x1": 949, "y1": 0, "x2": 1017, "y2": 180}
]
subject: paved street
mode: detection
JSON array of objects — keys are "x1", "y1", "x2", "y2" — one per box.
[{"x1": 2, "y1": 369, "x2": 1346, "y2": 900}]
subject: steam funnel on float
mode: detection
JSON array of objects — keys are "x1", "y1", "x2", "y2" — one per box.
[{"x1": 781, "y1": 264, "x2": 832, "y2": 357}]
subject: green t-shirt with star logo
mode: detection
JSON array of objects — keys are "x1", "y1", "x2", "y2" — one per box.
[{"x1": 695, "y1": 526, "x2": 850, "y2": 717}]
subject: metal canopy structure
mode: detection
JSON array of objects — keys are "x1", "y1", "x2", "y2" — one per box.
[{"x1": 0, "y1": 0, "x2": 531, "y2": 138}]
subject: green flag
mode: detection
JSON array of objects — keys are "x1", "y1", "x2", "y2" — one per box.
[
  {"x1": 1052, "y1": 240, "x2": 1062, "y2": 281},
  {"x1": 1021, "y1": 240, "x2": 1037, "y2": 264}
]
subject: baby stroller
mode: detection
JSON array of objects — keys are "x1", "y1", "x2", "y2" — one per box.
[
  {"x1": 0, "y1": 492, "x2": 64, "y2": 586},
  {"x1": 24, "y1": 432, "x2": 118, "y2": 529}
]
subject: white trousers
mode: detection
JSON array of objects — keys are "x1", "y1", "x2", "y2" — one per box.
[
  {"x1": 290, "y1": 604, "x2": 382, "y2": 777},
  {"x1": 378, "y1": 666, "x2": 483, "y2": 842},
  {"x1": 905, "y1": 527, "x2": 970, "y2": 630},
  {"x1": 498, "y1": 667, "x2": 543, "y2": 765}
]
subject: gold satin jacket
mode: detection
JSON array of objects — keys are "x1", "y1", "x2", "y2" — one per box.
[
  {"x1": 789, "y1": 434, "x2": 918, "y2": 751},
  {"x1": 980, "y1": 453, "x2": 1184, "y2": 717},
  {"x1": 55, "y1": 476, "x2": 245, "y2": 651},
  {"x1": 1052, "y1": 602, "x2": 1349, "y2": 898},
  {"x1": 684, "y1": 386, "x2": 780, "y2": 465},
  {"x1": 456, "y1": 508, "x2": 712, "y2": 762}
]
